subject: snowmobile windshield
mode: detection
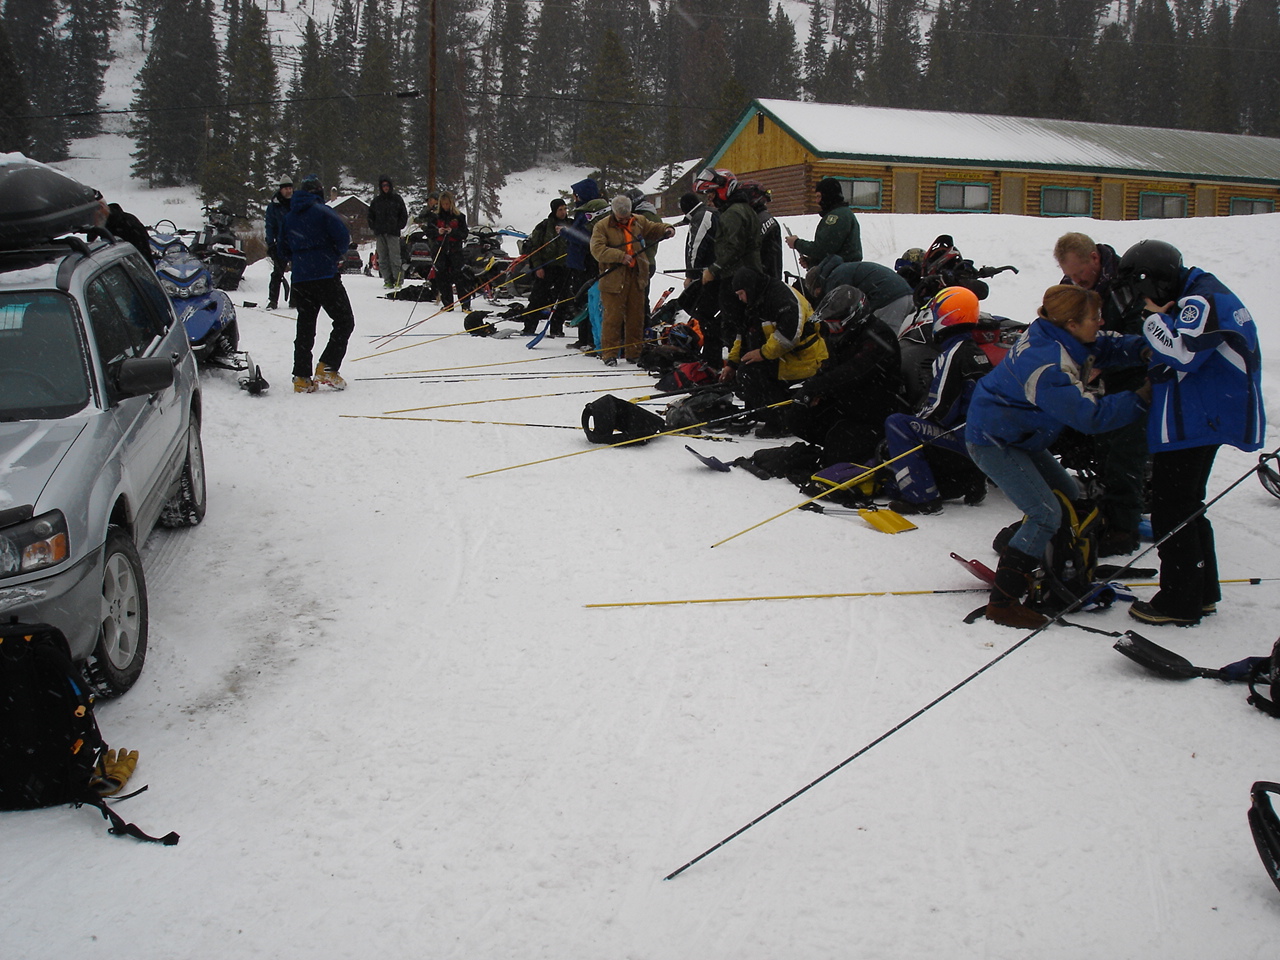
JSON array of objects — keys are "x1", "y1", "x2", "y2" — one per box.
[{"x1": 0, "y1": 292, "x2": 91, "y2": 421}]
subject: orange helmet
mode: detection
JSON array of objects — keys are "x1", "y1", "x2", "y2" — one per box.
[
  {"x1": 928, "y1": 286, "x2": 981, "y2": 337},
  {"x1": 693, "y1": 168, "x2": 737, "y2": 203}
]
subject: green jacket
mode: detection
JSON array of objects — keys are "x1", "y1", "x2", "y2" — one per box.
[
  {"x1": 795, "y1": 202, "x2": 862, "y2": 264},
  {"x1": 710, "y1": 198, "x2": 762, "y2": 279},
  {"x1": 526, "y1": 214, "x2": 568, "y2": 271}
]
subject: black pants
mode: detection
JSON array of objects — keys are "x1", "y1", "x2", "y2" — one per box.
[
  {"x1": 292, "y1": 276, "x2": 356, "y2": 378},
  {"x1": 268, "y1": 253, "x2": 289, "y2": 306},
  {"x1": 566, "y1": 267, "x2": 595, "y2": 347},
  {"x1": 1149, "y1": 445, "x2": 1220, "y2": 618},
  {"x1": 529, "y1": 264, "x2": 568, "y2": 335}
]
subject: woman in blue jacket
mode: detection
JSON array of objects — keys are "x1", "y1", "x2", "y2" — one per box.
[
  {"x1": 966, "y1": 285, "x2": 1152, "y2": 627},
  {"x1": 1111, "y1": 240, "x2": 1265, "y2": 626}
]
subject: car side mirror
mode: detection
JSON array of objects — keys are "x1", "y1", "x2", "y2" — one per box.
[{"x1": 115, "y1": 356, "x2": 175, "y2": 398}]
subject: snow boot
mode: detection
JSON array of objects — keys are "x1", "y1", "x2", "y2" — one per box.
[
  {"x1": 293, "y1": 376, "x2": 317, "y2": 394},
  {"x1": 985, "y1": 546, "x2": 1049, "y2": 628},
  {"x1": 315, "y1": 362, "x2": 347, "y2": 390}
]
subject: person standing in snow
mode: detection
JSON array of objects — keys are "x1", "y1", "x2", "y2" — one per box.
[
  {"x1": 741, "y1": 182, "x2": 783, "y2": 281},
  {"x1": 524, "y1": 198, "x2": 570, "y2": 337},
  {"x1": 588, "y1": 194, "x2": 674, "y2": 365},
  {"x1": 278, "y1": 175, "x2": 356, "y2": 393},
  {"x1": 563, "y1": 177, "x2": 608, "y2": 351},
  {"x1": 695, "y1": 168, "x2": 762, "y2": 371},
  {"x1": 680, "y1": 191, "x2": 720, "y2": 367},
  {"x1": 367, "y1": 175, "x2": 409, "y2": 289},
  {"x1": 1053, "y1": 231, "x2": 1148, "y2": 558},
  {"x1": 430, "y1": 192, "x2": 470, "y2": 310},
  {"x1": 1109, "y1": 240, "x2": 1265, "y2": 627},
  {"x1": 786, "y1": 177, "x2": 862, "y2": 267},
  {"x1": 264, "y1": 178, "x2": 293, "y2": 310}
]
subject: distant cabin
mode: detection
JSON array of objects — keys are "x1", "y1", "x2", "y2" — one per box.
[
  {"x1": 701, "y1": 99, "x2": 1280, "y2": 221},
  {"x1": 330, "y1": 195, "x2": 373, "y2": 244},
  {"x1": 639, "y1": 159, "x2": 703, "y2": 217}
]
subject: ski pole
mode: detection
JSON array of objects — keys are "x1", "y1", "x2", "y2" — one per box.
[
  {"x1": 341, "y1": 414, "x2": 577, "y2": 429},
  {"x1": 367, "y1": 236, "x2": 560, "y2": 349},
  {"x1": 783, "y1": 223, "x2": 803, "y2": 278},
  {"x1": 466, "y1": 400, "x2": 794, "y2": 479},
  {"x1": 382, "y1": 381, "x2": 660, "y2": 415},
  {"x1": 356, "y1": 371, "x2": 640, "y2": 382},
  {"x1": 711, "y1": 423, "x2": 965, "y2": 548},
  {"x1": 385, "y1": 338, "x2": 649, "y2": 376},
  {"x1": 586, "y1": 585, "x2": 991, "y2": 609}
]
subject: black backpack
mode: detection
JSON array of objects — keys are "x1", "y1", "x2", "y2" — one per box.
[
  {"x1": 1247, "y1": 637, "x2": 1280, "y2": 718},
  {"x1": 581, "y1": 395, "x2": 665, "y2": 444},
  {"x1": 993, "y1": 492, "x2": 1102, "y2": 613},
  {"x1": 0, "y1": 620, "x2": 178, "y2": 844}
]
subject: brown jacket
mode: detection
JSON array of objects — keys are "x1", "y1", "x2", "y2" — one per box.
[{"x1": 589, "y1": 214, "x2": 670, "y2": 295}]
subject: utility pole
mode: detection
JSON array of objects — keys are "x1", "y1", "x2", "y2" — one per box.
[{"x1": 428, "y1": 0, "x2": 438, "y2": 193}]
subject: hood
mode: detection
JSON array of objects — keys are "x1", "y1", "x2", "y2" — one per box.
[
  {"x1": 378, "y1": 175, "x2": 393, "y2": 190},
  {"x1": 570, "y1": 178, "x2": 599, "y2": 203},
  {"x1": 0, "y1": 420, "x2": 87, "y2": 513},
  {"x1": 731, "y1": 266, "x2": 766, "y2": 299},
  {"x1": 289, "y1": 190, "x2": 323, "y2": 214}
]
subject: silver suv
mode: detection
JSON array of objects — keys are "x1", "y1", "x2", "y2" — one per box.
[{"x1": 0, "y1": 232, "x2": 204, "y2": 697}]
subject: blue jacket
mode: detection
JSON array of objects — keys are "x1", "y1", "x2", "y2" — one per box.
[
  {"x1": 1142, "y1": 266, "x2": 1265, "y2": 452},
  {"x1": 563, "y1": 178, "x2": 603, "y2": 272},
  {"x1": 279, "y1": 189, "x2": 349, "y2": 283},
  {"x1": 966, "y1": 317, "x2": 1148, "y2": 451},
  {"x1": 264, "y1": 189, "x2": 290, "y2": 249}
]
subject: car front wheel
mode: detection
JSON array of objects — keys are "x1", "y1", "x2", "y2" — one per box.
[{"x1": 87, "y1": 526, "x2": 148, "y2": 697}]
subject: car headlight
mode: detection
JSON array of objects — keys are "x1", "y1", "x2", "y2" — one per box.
[{"x1": 0, "y1": 510, "x2": 70, "y2": 579}]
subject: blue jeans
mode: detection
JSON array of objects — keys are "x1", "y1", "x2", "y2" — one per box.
[{"x1": 967, "y1": 443, "x2": 1079, "y2": 558}]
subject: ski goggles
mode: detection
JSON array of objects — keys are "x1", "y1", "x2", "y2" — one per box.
[{"x1": 1260, "y1": 452, "x2": 1280, "y2": 501}]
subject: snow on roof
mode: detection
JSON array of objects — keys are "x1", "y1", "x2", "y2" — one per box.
[
  {"x1": 748, "y1": 99, "x2": 1280, "y2": 185},
  {"x1": 330, "y1": 194, "x2": 366, "y2": 208},
  {"x1": 638, "y1": 159, "x2": 702, "y2": 195}
]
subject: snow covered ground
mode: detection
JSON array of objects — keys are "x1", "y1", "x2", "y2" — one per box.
[{"x1": 5, "y1": 151, "x2": 1280, "y2": 957}]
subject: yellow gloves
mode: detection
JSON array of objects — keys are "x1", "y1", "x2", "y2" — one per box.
[{"x1": 92, "y1": 748, "x2": 139, "y2": 797}]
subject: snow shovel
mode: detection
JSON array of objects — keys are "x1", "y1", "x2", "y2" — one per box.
[
  {"x1": 857, "y1": 505, "x2": 917, "y2": 534},
  {"x1": 685, "y1": 445, "x2": 732, "y2": 472},
  {"x1": 1112, "y1": 630, "x2": 1264, "y2": 681}
]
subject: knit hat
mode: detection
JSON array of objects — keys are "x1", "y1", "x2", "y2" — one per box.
[
  {"x1": 550, "y1": 198, "x2": 567, "y2": 213},
  {"x1": 279, "y1": 177, "x2": 294, "y2": 188},
  {"x1": 300, "y1": 174, "x2": 323, "y2": 195},
  {"x1": 815, "y1": 177, "x2": 843, "y2": 198},
  {"x1": 679, "y1": 192, "x2": 700, "y2": 215},
  {"x1": 611, "y1": 195, "x2": 632, "y2": 218}
]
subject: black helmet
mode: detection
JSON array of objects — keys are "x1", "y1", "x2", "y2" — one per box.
[
  {"x1": 815, "y1": 284, "x2": 871, "y2": 334},
  {"x1": 1114, "y1": 239, "x2": 1183, "y2": 312}
]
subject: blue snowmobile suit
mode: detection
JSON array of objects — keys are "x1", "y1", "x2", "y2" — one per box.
[
  {"x1": 278, "y1": 189, "x2": 350, "y2": 284},
  {"x1": 1141, "y1": 266, "x2": 1265, "y2": 453},
  {"x1": 966, "y1": 317, "x2": 1149, "y2": 451}
]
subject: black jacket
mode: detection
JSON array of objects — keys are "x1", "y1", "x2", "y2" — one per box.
[
  {"x1": 804, "y1": 317, "x2": 904, "y2": 421},
  {"x1": 367, "y1": 178, "x2": 409, "y2": 235}
]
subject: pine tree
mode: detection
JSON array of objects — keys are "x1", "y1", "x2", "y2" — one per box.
[
  {"x1": 766, "y1": 3, "x2": 803, "y2": 100},
  {"x1": 803, "y1": 0, "x2": 828, "y2": 100},
  {"x1": 0, "y1": 17, "x2": 32, "y2": 153},
  {"x1": 470, "y1": 20, "x2": 506, "y2": 223},
  {"x1": 131, "y1": 0, "x2": 221, "y2": 185},
  {"x1": 2, "y1": 0, "x2": 68, "y2": 160},
  {"x1": 351, "y1": 0, "x2": 407, "y2": 185},
  {"x1": 1132, "y1": 0, "x2": 1180, "y2": 128},
  {"x1": 575, "y1": 29, "x2": 642, "y2": 194},
  {"x1": 1232, "y1": 0, "x2": 1280, "y2": 136},
  {"x1": 63, "y1": 0, "x2": 121, "y2": 140},
  {"x1": 288, "y1": 16, "x2": 343, "y2": 188},
  {"x1": 525, "y1": 0, "x2": 583, "y2": 159},
  {"x1": 865, "y1": 0, "x2": 922, "y2": 108},
  {"x1": 494, "y1": 0, "x2": 533, "y2": 172},
  {"x1": 201, "y1": 0, "x2": 278, "y2": 211},
  {"x1": 330, "y1": 0, "x2": 360, "y2": 146}
]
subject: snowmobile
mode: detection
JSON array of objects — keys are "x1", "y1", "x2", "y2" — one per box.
[
  {"x1": 461, "y1": 225, "x2": 531, "y2": 300},
  {"x1": 150, "y1": 221, "x2": 267, "y2": 393},
  {"x1": 188, "y1": 205, "x2": 247, "y2": 290}
]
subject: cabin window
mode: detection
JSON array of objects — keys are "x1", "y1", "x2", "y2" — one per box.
[
  {"x1": 1139, "y1": 192, "x2": 1187, "y2": 219},
  {"x1": 1230, "y1": 197, "x2": 1274, "y2": 216},
  {"x1": 1040, "y1": 186, "x2": 1092, "y2": 217},
  {"x1": 834, "y1": 178, "x2": 882, "y2": 210},
  {"x1": 757, "y1": 112, "x2": 765, "y2": 135},
  {"x1": 936, "y1": 181, "x2": 991, "y2": 213}
]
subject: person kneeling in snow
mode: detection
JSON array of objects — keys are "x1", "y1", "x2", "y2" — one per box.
[
  {"x1": 720, "y1": 267, "x2": 827, "y2": 438},
  {"x1": 882, "y1": 287, "x2": 993, "y2": 515}
]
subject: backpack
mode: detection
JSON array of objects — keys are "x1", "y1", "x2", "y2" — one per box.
[
  {"x1": 992, "y1": 492, "x2": 1102, "y2": 613},
  {"x1": 581, "y1": 395, "x2": 665, "y2": 444},
  {"x1": 0, "y1": 620, "x2": 179, "y2": 844},
  {"x1": 655, "y1": 361, "x2": 717, "y2": 392},
  {"x1": 663, "y1": 387, "x2": 738, "y2": 430},
  {"x1": 1247, "y1": 637, "x2": 1280, "y2": 718}
]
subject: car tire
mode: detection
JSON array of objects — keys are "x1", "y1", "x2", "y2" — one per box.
[
  {"x1": 86, "y1": 526, "x2": 148, "y2": 698},
  {"x1": 160, "y1": 415, "x2": 207, "y2": 528}
]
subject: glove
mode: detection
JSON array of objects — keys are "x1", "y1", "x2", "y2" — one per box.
[{"x1": 92, "y1": 748, "x2": 139, "y2": 797}]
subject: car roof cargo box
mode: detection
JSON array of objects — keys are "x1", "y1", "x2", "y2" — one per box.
[{"x1": 0, "y1": 155, "x2": 101, "y2": 247}]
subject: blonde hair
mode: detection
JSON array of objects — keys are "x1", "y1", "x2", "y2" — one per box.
[
  {"x1": 438, "y1": 191, "x2": 458, "y2": 213},
  {"x1": 1053, "y1": 232, "x2": 1097, "y2": 266},
  {"x1": 1038, "y1": 284, "x2": 1101, "y2": 327}
]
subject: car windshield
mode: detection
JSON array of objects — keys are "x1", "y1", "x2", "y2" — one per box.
[{"x1": 0, "y1": 292, "x2": 91, "y2": 420}]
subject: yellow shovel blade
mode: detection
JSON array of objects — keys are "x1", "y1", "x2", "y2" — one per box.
[{"x1": 858, "y1": 507, "x2": 917, "y2": 534}]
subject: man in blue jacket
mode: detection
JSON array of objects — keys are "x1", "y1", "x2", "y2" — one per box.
[
  {"x1": 1112, "y1": 240, "x2": 1266, "y2": 626},
  {"x1": 278, "y1": 175, "x2": 355, "y2": 393}
]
